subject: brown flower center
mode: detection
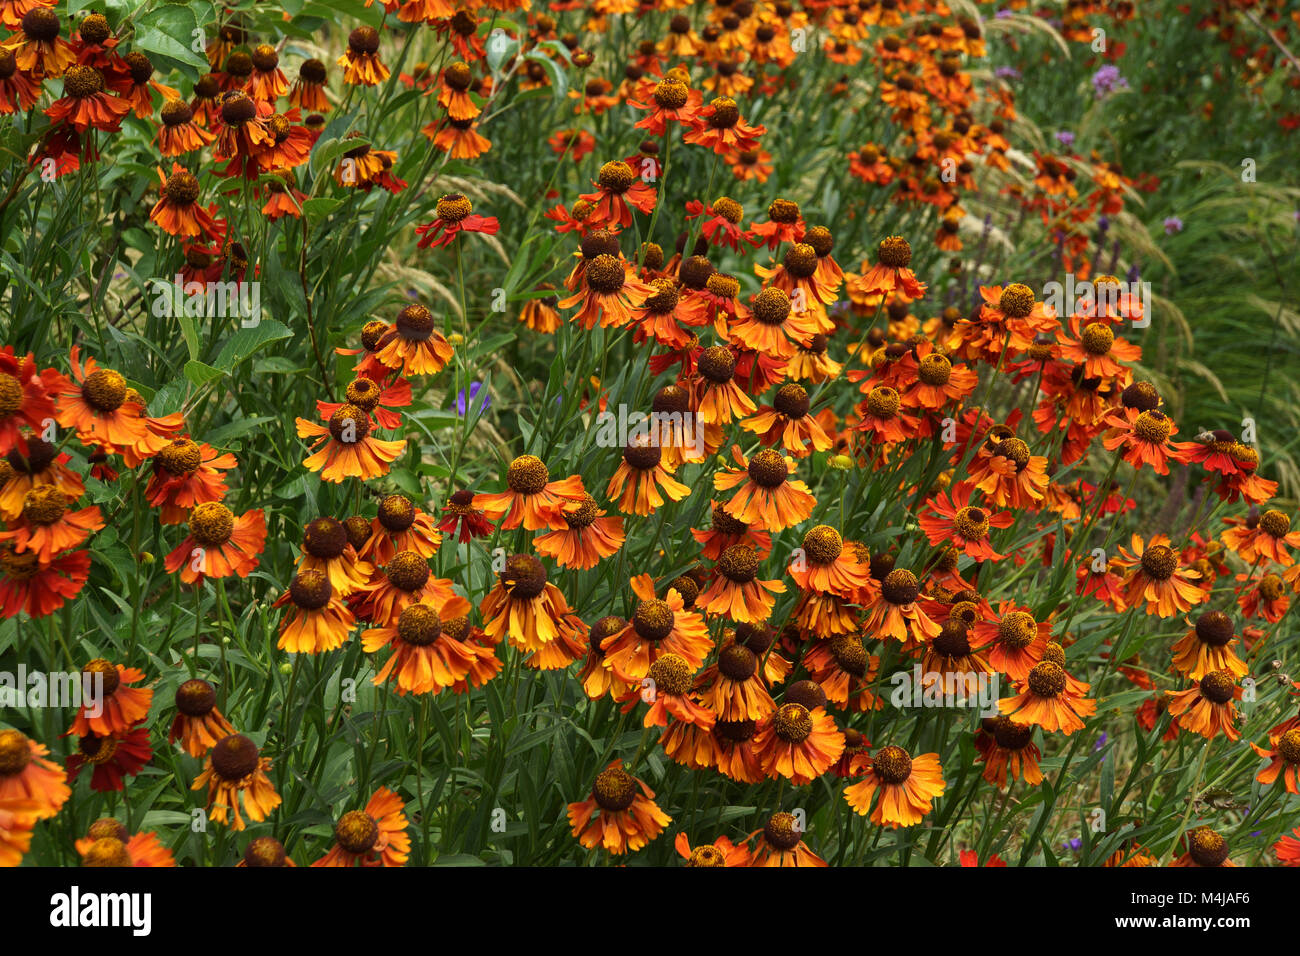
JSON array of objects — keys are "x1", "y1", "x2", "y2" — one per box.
[
  {"x1": 877, "y1": 235, "x2": 912, "y2": 268},
  {"x1": 1139, "y1": 544, "x2": 1177, "y2": 581},
  {"x1": 585, "y1": 254, "x2": 627, "y2": 294},
  {"x1": 1194, "y1": 610, "x2": 1233, "y2": 647},
  {"x1": 1259, "y1": 510, "x2": 1291, "y2": 538},
  {"x1": 881, "y1": 568, "x2": 920, "y2": 605},
  {"x1": 175, "y1": 679, "x2": 217, "y2": 717},
  {"x1": 506, "y1": 455, "x2": 549, "y2": 494},
  {"x1": 397, "y1": 603, "x2": 442, "y2": 646},
  {"x1": 1027, "y1": 661, "x2": 1067, "y2": 698},
  {"x1": 0, "y1": 730, "x2": 31, "y2": 775},
  {"x1": 873, "y1": 744, "x2": 913, "y2": 784},
  {"x1": 63, "y1": 65, "x2": 104, "y2": 98},
  {"x1": 592, "y1": 766, "x2": 637, "y2": 812},
  {"x1": 81, "y1": 368, "x2": 127, "y2": 412},
  {"x1": 633, "y1": 598, "x2": 674, "y2": 641},
  {"x1": 211, "y1": 734, "x2": 260, "y2": 781},
  {"x1": 189, "y1": 502, "x2": 235, "y2": 546},
  {"x1": 867, "y1": 385, "x2": 901, "y2": 419},
  {"x1": 395, "y1": 303, "x2": 435, "y2": 342},
  {"x1": 772, "y1": 702, "x2": 813, "y2": 742},
  {"x1": 335, "y1": 809, "x2": 379, "y2": 853},
  {"x1": 289, "y1": 569, "x2": 332, "y2": 610},
  {"x1": 998, "y1": 283, "x2": 1035, "y2": 318},
  {"x1": 1188, "y1": 827, "x2": 1229, "y2": 867},
  {"x1": 1199, "y1": 669, "x2": 1236, "y2": 704},
  {"x1": 747, "y1": 449, "x2": 788, "y2": 488},
  {"x1": 503, "y1": 553, "x2": 547, "y2": 598},
  {"x1": 385, "y1": 550, "x2": 431, "y2": 592}
]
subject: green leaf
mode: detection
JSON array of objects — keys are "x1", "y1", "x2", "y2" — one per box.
[
  {"x1": 184, "y1": 359, "x2": 225, "y2": 387},
  {"x1": 214, "y1": 320, "x2": 293, "y2": 370},
  {"x1": 134, "y1": 6, "x2": 207, "y2": 76},
  {"x1": 302, "y1": 198, "x2": 342, "y2": 224}
]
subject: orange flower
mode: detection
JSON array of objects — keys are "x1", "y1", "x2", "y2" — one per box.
[
  {"x1": 1252, "y1": 728, "x2": 1300, "y2": 793},
  {"x1": 143, "y1": 436, "x2": 235, "y2": 524},
  {"x1": 288, "y1": 58, "x2": 330, "y2": 111},
  {"x1": 354, "y1": 549, "x2": 455, "y2": 627},
  {"x1": 579, "y1": 160, "x2": 657, "y2": 230},
  {"x1": 674, "y1": 831, "x2": 745, "y2": 866},
  {"x1": 684, "y1": 95, "x2": 765, "y2": 155},
  {"x1": 753, "y1": 701, "x2": 845, "y2": 785},
  {"x1": 974, "y1": 716, "x2": 1043, "y2": 788},
  {"x1": 168, "y1": 679, "x2": 236, "y2": 758},
  {"x1": 337, "y1": 26, "x2": 389, "y2": 86},
  {"x1": 964, "y1": 435, "x2": 1049, "y2": 508},
  {"x1": 274, "y1": 569, "x2": 357, "y2": 653},
  {"x1": 371, "y1": 303, "x2": 455, "y2": 376},
  {"x1": 1113, "y1": 533, "x2": 1205, "y2": 618},
  {"x1": 1275, "y1": 827, "x2": 1300, "y2": 866},
  {"x1": 559, "y1": 254, "x2": 654, "y2": 330},
  {"x1": 192, "y1": 734, "x2": 281, "y2": 831},
  {"x1": 1102, "y1": 407, "x2": 1186, "y2": 476},
  {"x1": 0, "y1": 486, "x2": 102, "y2": 562},
  {"x1": 1222, "y1": 509, "x2": 1299, "y2": 567},
  {"x1": 803, "y1": 634, "x2": 882, "y2": 712},
  {"x1": 852, "y1": 235, "x2": 927, "y2": 299},
  {"x1": 436, "y1": 61, "x2": 479, "y2": 119},
  {"x1": 622, "y1": 653, "x2": 715, "y2": 729},
  {"x1": 606, "y1": 434, "x2": 691, "y2": 517},
  {"x1": 75, "y1": 819, "x2": 176, "y2": 867},
  {"x1": 1170, "y1": 609, "x2": 1248, "y2": 681},
  {"x1": 4, "y1": 6, "x2": 77, "y2": 77},
  {"x1": 714, "y1": 445, "x2": 816, "y2": 532},
  {"x1": 363, "y1": 596, "x2": 492, "y2": 695},
  {"x1": 691, "y1": 500, "x2": 772, "y2": 560},
  {"x1": 1170, "y1": 826, "x2": 1236, "y2": 868},
  {"x1": 741, "y1": 811, "x2": 826, "y2": 866},
  {"x1": 359, "y1": 493, "x2": 443, "y2": 564},
  {"x1": 296, "y1": 403, "x2": 406, "y2": 483},
  {"x1": 290, "y1": 517, "x2": 371, "y2": 596},
  {"x1": 52, "y1": 347, "x2": 175, "y2": 459},
  {"x1": 918, "y1": 485, "x2": 1013, "y2": 561},
  {"x1": 163, "y1": 501, "x2": 266, "y2": 584},
  {"x1": 44, "y1": 64, "x2": 131, "y2": 131},
  {"x1": 602, "y1": 573, "x2": 713, "y2": 684},
  {"x1": 0, "y1": 729, "x2": 70, "y2": 818},
  {"x1": 534, "y1": 493, "x2": 625, "y2": 570},
  {"x1": 969, "y1": 602, "x2": 1051, "y2": 682},
  {"x1": 67, "y1": 659, "x2": 152, "y2": 738},
  {"x1": 696, "y1": 544, "x2": 786, "y2": 624},
  {"x1": 998, "y1": 661, "x2": 1096, "y2": 735},
  {"x1": 0, "y1": 797, "x2": 37, "y2": 866},
  {"x1": 313, "y1": 787, "x2": 410, "y2": 867},
  {"x1": 697, "y1": 642, "x2": 776, "y2": 721},
  {"x1": 478, "y1": 553, "x2": 586, "y2": 664},
  {"x1": 474, "y1": 454, "x2": 585, "y2": 531},
  {"x1": 156, "y1": 97, "x2": 216, "y2": 155},
  {"x1": 862, "y1": 568, "x2": 942, "y2": 647},
  {"x1": 567, "y1": 762, "x2": 670, "y2": 855},
  {"x1": 843, "y1": 745, "x2": 946, "y2": 828}
]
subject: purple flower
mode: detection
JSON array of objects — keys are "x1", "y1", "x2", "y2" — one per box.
[
  {"x1": 456, "y1": 381, "x2": 490, "y2": 416},
  {"x1": 994, "y1": 65, "x2": 1021, "y2": 81},
  {"x1": 1063, "y1": 837, "x2": 1083, "y2": 851},
  {"x1": 1163, "y1": 216, "x2": 1184, "y2": 235},
  {"x1": 1055, "y1": 131, "x2": 1075, "y2": 147},
  {"x1": 1091, "y1": 65, "x2": 1128, "y2": 99},
  {"x1": 995, "y1": 8, "x2": 1013, "y2": 18},
  {"x1": 1093, "y1": 733, "x2": 1108, "y2": 752}
]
